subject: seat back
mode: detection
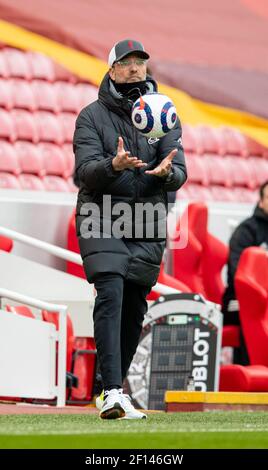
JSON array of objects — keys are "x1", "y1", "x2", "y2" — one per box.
[
  {"x1": 202, "y1": 233, "x2": 229, "y2": 304},
  {"x1": 235, "y1": 247, "x2": 268, "y2": 366},
  {"x1": 0, "y1": 235, "x2": 13, "y2": 252},
  {"x1": 41, "y1": 310, "x2": 74, "y2": 372},
  {"x1": 6, "y1": 304, "x2": 35, "y2": 318},
  {"x1": 67, "y1": 209, "x2": 86, "y2": 279},
  {"x1": 70, "y1": 337, "x2": 97, "y2": 403},
  {"x1": 147, "y1": 262, "x2": 191, "y2": 301},
  {"x1": 171, "y1": 202, "x2": 228, "y2": 303},
  {"x1": 171, "y1": 202, "x2": 207, "y2": 295}
]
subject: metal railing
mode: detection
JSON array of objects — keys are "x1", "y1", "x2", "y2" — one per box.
[{"x1": 0, "y1": 225, "x2": 180, "y2": 295}]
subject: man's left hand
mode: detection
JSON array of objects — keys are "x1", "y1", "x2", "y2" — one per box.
[{"x1": 145, "y1": 149, "x2": 177, "y2": 178}]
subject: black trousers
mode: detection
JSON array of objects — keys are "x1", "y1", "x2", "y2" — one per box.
[{"x1": 93, "y1": 273, "x2": 151, "y2": 389}]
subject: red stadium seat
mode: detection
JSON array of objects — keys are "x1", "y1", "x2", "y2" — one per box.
[
  {"x1": 222, "y1": 325, "x2": 240, "y2": 348},
  {"x1": 42, "y1": 176, "x2": 70, "y2": 192},
  {"x1": 171, "y1": 202, "x2": 207, "y2": 296},
  {"x1": 53, "y1": 62, "x2": 77, "y2": 83},
  {"x1": 35, "y1": 111, "x2": 64, "y2": 145},
  {"x1": 218, "y1": 127, "x2": 248, "y2": 157},
  {"x1": 70, "y1": 337, "x2": 97, "y2": 403},
  {"x1": 175, "y1": 184, "x2": 190, "y2": 200},
  {"x1": 0, "y1": 172, "x2": 21, "y2": 189},
  {"x1": 6, "y1": 304, "x2": 35, "y2": 318},
  {"x1": 194, "y1": 125, "x2": 226, "y2": 156},
  {"x1": 182, "y1": 183, "x2": 214, "y2": 202},
  {"x1": 186, "y1": 153, "x2": 209, "y2": 186},
  {"x1": 11, "y1": 109, "x2": 39, "y2": 143},
  {"x1": 235, "y1": 247, "x2": 268, "y2": 366},
  {"x1": 232, "y1": 187, "x2": 258, "y2": 203},
  {"x1": 209, "y1": 186, "x2": 238, "y2": 202},
  {"x1": 248, "y1": 157, "x2": 268, "y2": 186},
  {"x1": 181, "y1": 124, "x2": 198, "y2": 154},
  {"x1": 0, "y1": 78, "x2": 13, "y2": 109},
  {"x1": 205, "y1": 155, "x2": 232, "y2": 187},
  {"x1": 202, "y1": 232, "x2": 229, "y2": 304},
  {"x1": 220, "y1": 364, "x2": 268, "y2": 392},
  {"x1": 38, "y1": 143, "x2": 68, "y2": 177},
  {"x1": 42, "y1": 310, "x2": 97, "y2": 402},
  {"x1": 42, "y1": 310, "x2": 74, "y2": 373},
  {"x1": 0, "y1": 50, "x2": 10, "y2": 78},
  {"x1": 67, "y1": 210, "x2": 86, "y2": 278},
  {"x1": 171, "y1": 202, "x2": 228, "y2": 303},
  {"x1": 147, "y1": 262, "x2": 191, "y2": 301},
  {"x1": 0, "y1": 141, "x2": 20, "y2": 175},
  {"x1": 27, "y1": 51, "x2": 55, "y2": 82},
  {"x1": 3, "y1": 48, "x2": 32, "y2": 80},
  {"x1": 55, "y1": 82, "x2": 81, "y2": 113},
  {"x1": 15, "y1": 141, "x2": 45, "y2": 177},
  {"x1": 18, "y1": 174, "x2": 45, "y2": 191},
  {"x1": 58, "y1": 112, "x2": 76, "y2": 142},
  {"x1": 0, "y1": 235, "x2": 13, "y2": 252},
  {"x1": 0, "y1": 109, "x2": 17, "y2": 142},
  {"x1": 31, "y1": 80, "x2": 60, "y2": 113},
  {"x1": 62, "y1": 144, "x2": 75, "y2": 177},
  {"x1": 76, "y1": 83, "x2": 98, "y2": 108},
  {"x1": 227, "y1": 156, "x2": 256, "y2": 189},
  {"x1": 11, "y1": 79, "x2": 37, "y2": 112},
  {"x1": 244, "y1": 135, "x2": 268, "y2": 158}
]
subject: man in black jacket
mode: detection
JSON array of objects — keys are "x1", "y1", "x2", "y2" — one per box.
[
  {"x1": 222, "y1": 180, "x2": 268, "y2": 364},
  {"x1": 73, "y1": 39, "x2": 187, "y2": 419}
]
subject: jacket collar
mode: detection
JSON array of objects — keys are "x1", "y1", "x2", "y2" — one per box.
[
  {"x1": 98, "y1": 72, "x2": 157, "y2": 118},
  {"x1": 254, "y1": 204, "x2": 268, "y2": 222}
]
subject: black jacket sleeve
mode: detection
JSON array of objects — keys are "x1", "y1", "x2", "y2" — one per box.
[
  {"x1": 228, "y1": 220, "x2": 257, "y2": 279},
  {"x1": 73, "y1": 108, "x2": 121, "y2": 190},
  {"x1": 156, "y1": 117, "x2": 187, "y2": 191}
]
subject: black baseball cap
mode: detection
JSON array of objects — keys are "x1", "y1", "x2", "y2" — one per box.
[{"x1": 108, "y1": 39, "x2": 150, "y2": 66}]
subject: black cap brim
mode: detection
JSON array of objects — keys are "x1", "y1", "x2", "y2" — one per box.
[{"x1": 115, "y1": 50, "x2": 150, "y2": 62}]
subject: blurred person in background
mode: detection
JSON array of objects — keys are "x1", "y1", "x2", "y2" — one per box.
[
  {"x1": 222, "y1": 180, "x2": 268, "y2": 364},
  {"x1": 73, "y1": 39, "x2": 187, "y2": 419}
]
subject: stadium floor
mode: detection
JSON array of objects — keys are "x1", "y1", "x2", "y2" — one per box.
[{"x1": 0, "y1": 412, "x2": 268, "y2": 449}]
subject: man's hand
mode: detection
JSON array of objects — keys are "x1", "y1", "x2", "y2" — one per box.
[
  {"x1": 145, "y1": 149, "x2": 177, "y2": 177},
  {"x1": 112, "y1": 137, "x2": 147, "y2": 171}
]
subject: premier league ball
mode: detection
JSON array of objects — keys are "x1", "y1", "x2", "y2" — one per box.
[{"x1": 131, "y1": 93, "x2": 177, "y2": 139}]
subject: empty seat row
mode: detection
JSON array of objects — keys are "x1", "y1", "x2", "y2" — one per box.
[
  {"x1": 0, "y1": 109, "x2": 76, "y2": 144},
  {"x1": 186, "y1": 153, "x2": 268, "y2": 189},
  {"x1": 0, "y1": 47, "x2": 79, "y2": 83},
  {"x1": 0, "y1": 141, "x2": 74, "y2": 178},
  {"x1": 177, "y1": 183, "x2": 259, "y2": 203},
  {"x1": 182, "y1": 124, "x2": 268, "y2": 159},
  {"x1": 0, "y1": 78, "x2": 98, "y2": 113},
  {"x1": 0, "y1": 174, "x2": 258, "y2": 201},
  {"x1": 0, "y1": 172, "x2": 77, "y2": 192}
]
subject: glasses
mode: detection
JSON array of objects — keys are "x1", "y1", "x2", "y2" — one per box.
[{"x1": 115, "y1": 58, "x2": 147, "y2": 68}]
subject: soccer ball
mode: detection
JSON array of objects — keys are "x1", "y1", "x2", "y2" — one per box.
[{"x1": 131, "y1": 93, "x2": 177, "y2": 139}]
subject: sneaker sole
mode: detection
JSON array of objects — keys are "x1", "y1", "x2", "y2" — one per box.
[
  {"x1": 100, "y1": 402, "x2": 125, "y2": 420},
  {"x1": 119, "y1": 414, "x2": 147, "y2": 420}
]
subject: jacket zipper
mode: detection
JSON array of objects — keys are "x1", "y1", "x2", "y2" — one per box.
[{"x1": 132, "y1": 126, "x2": 140, "y2": 203}]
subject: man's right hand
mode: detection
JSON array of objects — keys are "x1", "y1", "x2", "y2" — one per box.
[{"x1": 112, "y1": 137, "x2": 147, "y2": 171}]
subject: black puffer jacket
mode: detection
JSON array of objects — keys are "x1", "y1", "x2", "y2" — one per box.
[
  {"x1": 73, "y1": 73, "x2": 187, "y2": 286},
  {"x1": 223, "y1": 205, "x2": 268, "y2": 310}
]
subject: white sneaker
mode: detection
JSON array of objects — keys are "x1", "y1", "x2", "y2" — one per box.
[
  {"x1": 99, "y1": 389, "x2": 125, "y2": 420},
  {"x1": 95, "y1": 390, "x2": 104, "y2": 411},
  {"x1": 119, "y1": 391, "x2": 147, "y2": 420},
  {"x1": 96, "y1": 389, "x2": 147, "y2": 419}
]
